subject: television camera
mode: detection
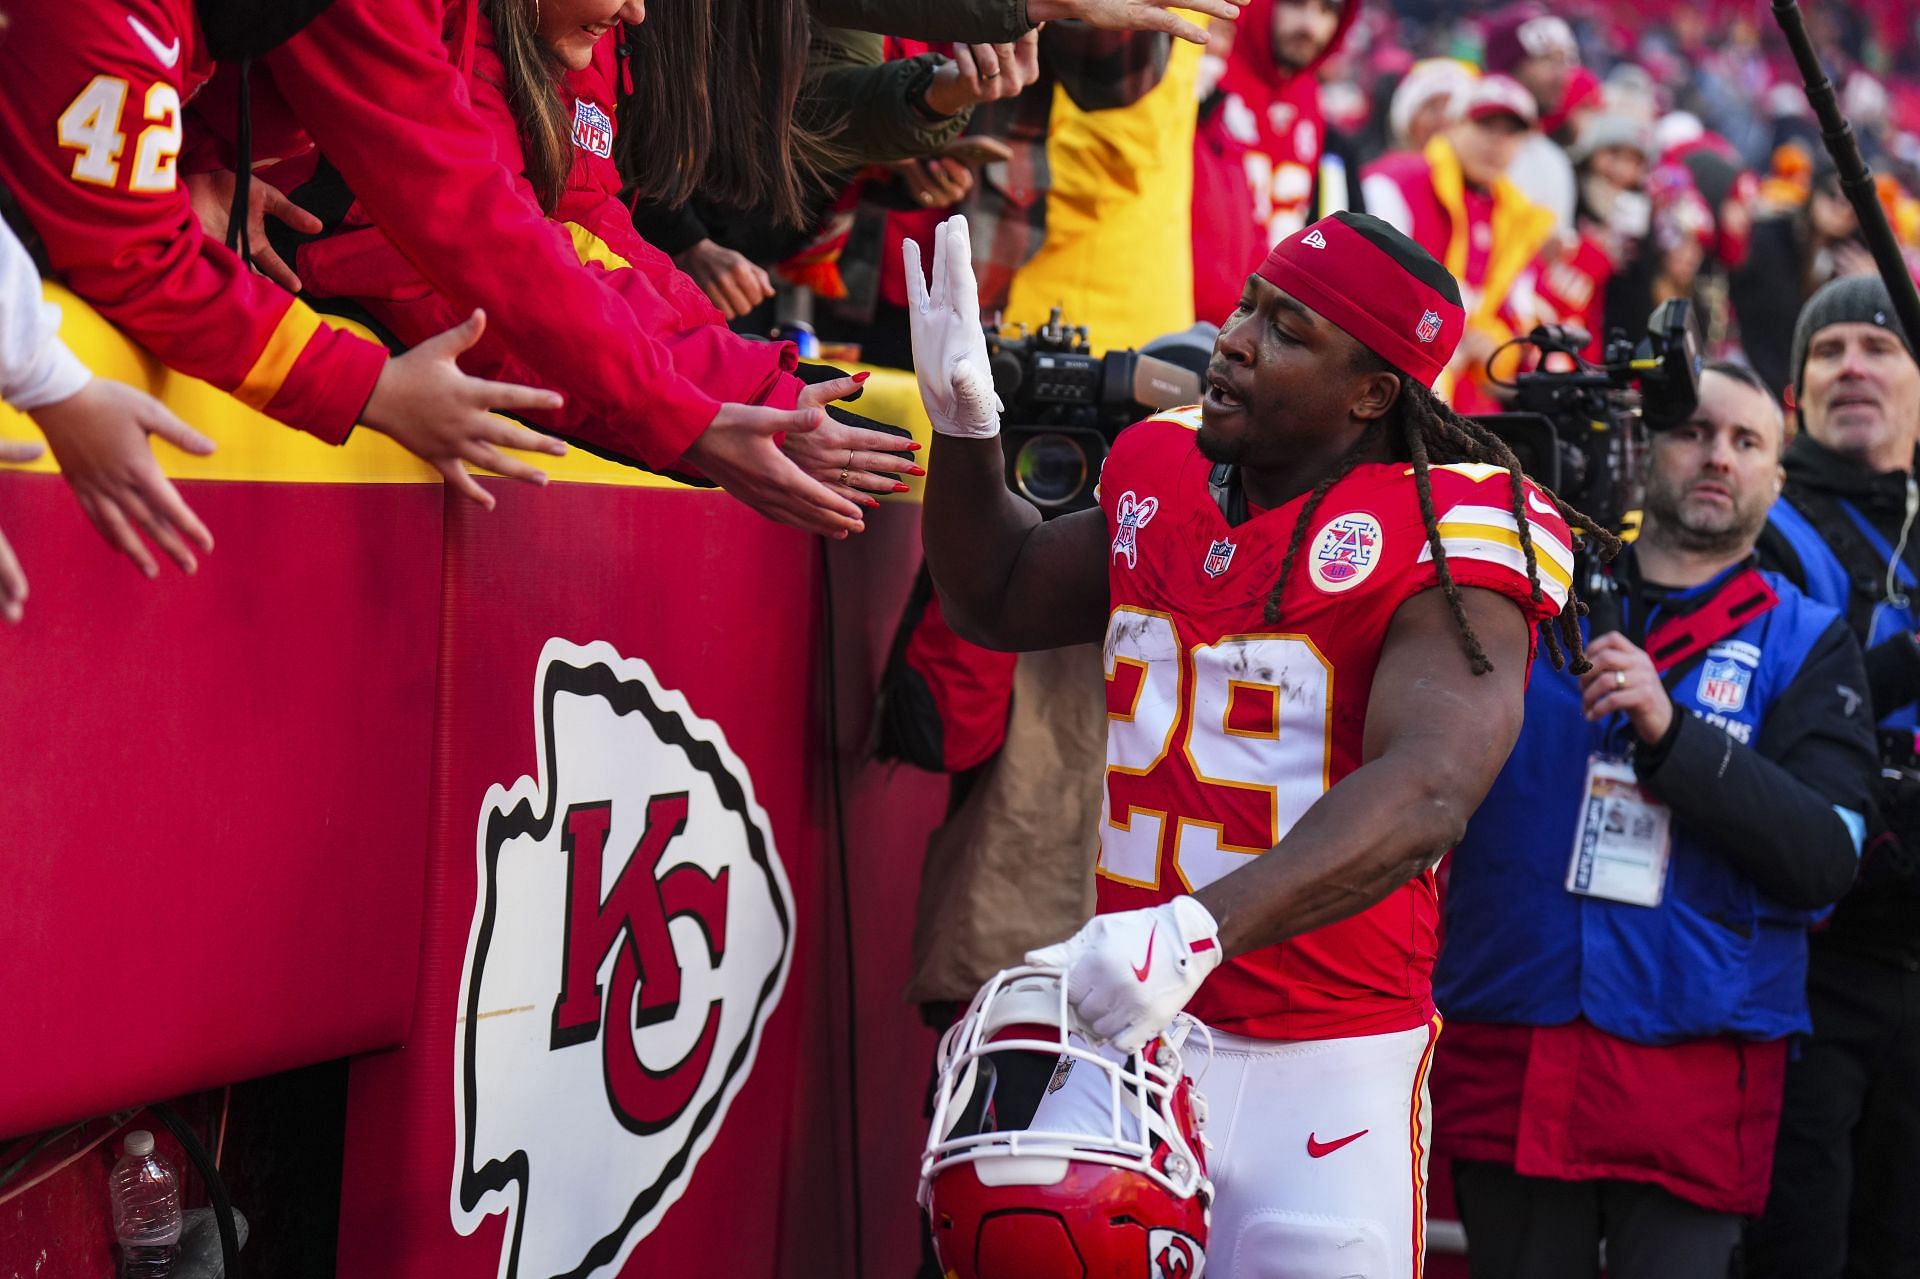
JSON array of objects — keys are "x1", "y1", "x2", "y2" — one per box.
[
  {"x1": 988, "y1": 310, "x2": 1211, "y2": 515},
  {"x1": 1475, "y1": 297, "x2": 1702, "y2": 631}
]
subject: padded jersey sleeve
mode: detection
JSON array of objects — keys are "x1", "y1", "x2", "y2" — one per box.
[{"x1": 1401, "y1": 462, "x2": 1574, "y2": 629}]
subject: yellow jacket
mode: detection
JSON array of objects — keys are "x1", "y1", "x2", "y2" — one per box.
[{"x1": 1004, "y1": 37, "x2": 1201, "y2": 353}]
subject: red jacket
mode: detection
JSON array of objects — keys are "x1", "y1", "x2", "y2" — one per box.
[
  {"x1": 251, "y1": 0, "x2": 738, "y2": 467},
  {"x1": 1528, "y1": 232, "x2": 1612, "y2": 362},
  {"x1": 1189, "y1": 0, "x2": 1358, "y2": 326},
  {"x1": 291, "y1": 18, "x2": 799, "y2": 456},
  {"x1": 0, "y1": 0, "x2": 387, "y2": 443},
  {"x1": 556, "y1": 37, "x2": 800, "y2": 414},
  {"x1": 1432, "y1": 1019, "x2": 1788, "y2": 1215}
]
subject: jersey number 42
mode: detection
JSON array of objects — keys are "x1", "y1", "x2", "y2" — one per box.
[{"x1": 58, "y1": 75, "x2": 181, "y2": 192}]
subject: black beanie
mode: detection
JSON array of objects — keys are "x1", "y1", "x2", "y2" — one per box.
[{"x1": 1790, "y1": 274, "x2": 1916, "y2": 403}]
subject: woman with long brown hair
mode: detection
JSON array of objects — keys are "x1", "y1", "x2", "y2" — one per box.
[{"x1": 294, "y1": 0, "x2": 913, "y2": 519}]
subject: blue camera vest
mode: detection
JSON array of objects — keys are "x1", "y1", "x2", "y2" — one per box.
[{"x1": 1436, "y1": 564, "x2": 1843, "y2": 1044}]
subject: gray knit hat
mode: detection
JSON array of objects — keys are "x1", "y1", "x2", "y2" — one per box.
[{"x1": 1790, "y1": 274, "x2": 1916, "y2": 404}]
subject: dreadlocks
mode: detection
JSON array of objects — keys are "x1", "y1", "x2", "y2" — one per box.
[{"x1": 1262, "y1": 359, "x2": 1620, "y2": 675}]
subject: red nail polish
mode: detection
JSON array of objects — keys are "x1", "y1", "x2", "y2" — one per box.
[
  {"x1": 852, "y1": 370, "x2": 872, "y2": 384},
  {"x1": 909, "y1": 466, "x2": 927, "y2": 477},
  {"x1": 907, "y1": 441, "x2": 923, "y2": 451},
  {"x1": 893, "y1": 482, "x2": 911, "y2": 492}
]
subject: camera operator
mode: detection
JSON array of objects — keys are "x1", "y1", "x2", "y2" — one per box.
[
  {"x1": 1431, "y1": 361, "x2": 1876, "y2": 1279},
  {"x1": 1748, "y1": 274, "x2": 1920, "y2": 1278}
]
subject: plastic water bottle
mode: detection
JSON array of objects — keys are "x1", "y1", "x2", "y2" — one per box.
[{"x1": 110, "y1": 1130, "x2": 181, "y2": 1278}]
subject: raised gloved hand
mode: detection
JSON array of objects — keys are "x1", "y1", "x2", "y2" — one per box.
[
  {"x1": 902, "y1": 215, "x2": 1002, "y2": 440},
  {"x1": 1026, "y1": 897, "x2": 1223, "y2": 1053}
]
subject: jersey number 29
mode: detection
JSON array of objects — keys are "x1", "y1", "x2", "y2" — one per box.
[{"x1": 1099, "y1": 607, "x2": 1332, "y2": 893}]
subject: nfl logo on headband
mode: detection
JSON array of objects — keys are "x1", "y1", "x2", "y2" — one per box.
[{"x1": 1416, "y1": 310, "x2": 1442, "y2": 344}]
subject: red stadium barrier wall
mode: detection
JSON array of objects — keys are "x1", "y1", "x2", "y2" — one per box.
[{"x1": 0, "y1": 288, "x2": 947, "y2": 1276}]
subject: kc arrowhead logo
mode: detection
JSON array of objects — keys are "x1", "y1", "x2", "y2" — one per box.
[{"x1": 454, "y1": 639, "x2": 794, "y2": 1279}]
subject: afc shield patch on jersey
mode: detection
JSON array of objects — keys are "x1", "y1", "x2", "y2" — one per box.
[
  {"x1": 1203, "y1": 538, "x2": 1237, "y2": 578},
  {"x1": 571, "y1": 98, "x2": 614, "y2": 158},
  {"x1": 1416, "y1": 309, "x2": 1443, "y2": 344},
  {"x1": 1148, "y1": 1227, "x2": 1206, "y2": 1279},
  {"x1": 454, "y1": 638, "x2": 793, "y2": 1279},
  {"x1": 1112, "y1": 491, "x2": 1159, "y2": 569},
  {"x1": 1308, "y1": 513, "x2": 1383, "y2": 593}
]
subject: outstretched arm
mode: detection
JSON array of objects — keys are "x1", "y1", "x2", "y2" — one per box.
[
  {"x1": 1032, "y1": 585, "x2": 1531, "y2": 1050},
  {"x1": 1196, "y1": 585, "x2": 1530, "y2": 953},
  {"x1": 909, "y1": 216, "x2": 1109, "y2": 650}
]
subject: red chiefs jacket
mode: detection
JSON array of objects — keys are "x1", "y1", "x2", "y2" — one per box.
[
  {"x1": 0, "y1": 0, "x2": 387, "y2": 443},
  {"x1": 289, "y1": 15, "x2": 799, "y2": 458},
  {"x1": 254, "y1": 0, "x2": 739, "y2": 466},
  {"x1": 1189, "y1": 0, "x2": 1359, "y2": 326}
]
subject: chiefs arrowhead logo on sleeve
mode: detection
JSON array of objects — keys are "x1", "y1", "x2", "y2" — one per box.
[{"x1": 454, "y1": 639, "x2": 794, "y2": 1279}]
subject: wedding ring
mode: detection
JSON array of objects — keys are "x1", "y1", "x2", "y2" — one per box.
[{"x1": 1613, "y1": 669, "x2": 1627, "y2": 689}]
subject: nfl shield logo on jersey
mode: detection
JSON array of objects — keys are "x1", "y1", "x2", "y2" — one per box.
[
  {"x1": 1112, "y1": 491, "x2": 1159, "y2": 569},
  {"x1": 1698, "y1": 643, "x2": 1758, "y2": 713},
  {"x1": 571, "y1": 98, "x2": 614, "y2": 157},
  {"x1": 1416, "y1": 309, "x2": 1443, "y2": 344},
  {"x1": 1203, "y1": 538, "x2": 1236, "y2": 578},
  {"x1": 1308, "y1": 513, "x2": 1383, "y2": 593}
]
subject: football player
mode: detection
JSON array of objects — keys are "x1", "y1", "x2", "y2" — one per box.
[{"x1": 907, "y1": 209, "x2": 1605, "y2": 1279}]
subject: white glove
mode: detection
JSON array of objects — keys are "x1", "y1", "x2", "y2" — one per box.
[
  {"x1": 902, "y1": 214, "x2": 1002, "y2": 439},
  {"x1": 1026, "y1": 897, "x2": 1223, "y2": 1054}
]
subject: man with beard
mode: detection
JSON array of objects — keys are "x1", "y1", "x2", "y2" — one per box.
[
  {"x1": 1748, "y1": 276, "x2": 1920, "y2": 1278},
  {"x1": 1430, "y1": 362, "x2": 1875, "y2": 1279},
  {"x1": 1190, "y1": 0, "x2": 1360, "y2": 325},
  {"x1": 911, "y1": 208, "x2": 1594, "y2": 1278}
]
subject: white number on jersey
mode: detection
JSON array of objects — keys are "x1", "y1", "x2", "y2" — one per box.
[
  {"x1": 1242, "y1": 151, "x2": 1315, "y2": 247},
  {"x1": 57, "y1": 75, "x2": 181, "y2": 191},
  {"x1": 1099, "y1": 608, "x2": 1334, "y2": 893}
]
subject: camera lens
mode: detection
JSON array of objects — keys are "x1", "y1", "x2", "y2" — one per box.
[{"x1": 1012, "y1": 433, "x2": 1090, "y2": 508}]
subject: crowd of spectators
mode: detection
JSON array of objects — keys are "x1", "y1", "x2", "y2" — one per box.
[{"x1": 6, "y1": 0, "x2": 1920, "y2": 1276}]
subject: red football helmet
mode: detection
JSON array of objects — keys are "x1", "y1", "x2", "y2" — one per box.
[{"x1": 920, "y1": 966, "x2": 1213, "y2": 1279}]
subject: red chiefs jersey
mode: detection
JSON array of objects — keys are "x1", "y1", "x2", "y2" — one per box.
[
  {"x1": 1189, "y1": 0, "x2": 1359, "y2": 326},
  {"x1": 236, "y1": 0, "x2": 732, "y2": 466},
  {"x1": 1095, "y1": 410, "x2": 1573, "y2": 1040},
  {"x1": 0, "y1": 0, "x2": 387, "y2": 443},
  {"x1": 292, "y1": 16, "x2": 800, "y2": 453}
]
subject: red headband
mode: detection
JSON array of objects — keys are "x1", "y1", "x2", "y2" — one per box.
[{"x1": 1254, "y1": 214, "x2": 1465, "y2": 387}]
